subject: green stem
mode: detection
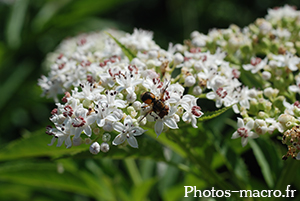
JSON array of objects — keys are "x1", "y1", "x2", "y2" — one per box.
[{"x1": 124, "y1": 158, "x2": 143, "y2": 186}]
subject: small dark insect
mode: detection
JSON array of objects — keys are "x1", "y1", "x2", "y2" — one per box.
[{"x1": 139, "y1": 81, "x2": 170, "y2": 122}]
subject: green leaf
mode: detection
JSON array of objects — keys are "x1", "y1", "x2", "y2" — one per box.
[
  {"x1": 106, "y1": 32, "x2": 136, "y2": 61},
  {"x1": 31, "y1": 0, "x2": 72, "y2": 32},
  {"x1": 0, "y1": 60, "x2": 34, "y2": 111},
  {"x1": 249, "y1": 138, "x2": 274, "y2": 188},
  {"x1": 132, "y1": 178, "x2": 157, "y2": 201},
  {"x1": 0, "y1": 129, "x2": 89, "y2": 161},
  {"x1": 5, "y1": 0, "x2": 29, "y2": 49},
  {"x1": 198, "y1": 106, "x2": 232, "y2": 122},
  {"x1": 145, "y1": 129, "x2": 186, "y2": 158},
  {"x1": 0, "y1": 161, "x2": 94, "y2": 197}
]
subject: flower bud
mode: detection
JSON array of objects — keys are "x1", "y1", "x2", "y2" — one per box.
[
  {"x1": 93, "y1": 128, "x2": 100, "y2": 135},
  {"x1": 85, "y1": 138, "x2": 92, "y2": 144},
  {"x1": 148, "y1": 50, "x2": 158, "y2": 59},
  {"x1": 102, "y1": 133, "x2": 111, "y2": 142},
  {"x1": 132, "y1": 101, "x2": 142, "y2": 110},
  {"x1": 126, "y1": 92, "x2": 137, "y2": 103},
  {"x1": 248, "y1": 88, "x2": 258, "y2": 98},
  {"x1": 103, "y1": 121, "x2": 114, "y2": 132},
  {"x1": 262, "y1": 71, "x2": 271, "y2": 80},
  {"x1": 193, "y1": 86, "x2": 202, "y2": 96},
  {"x1": 254, "y1": 119, "x2": 267, "y2": 135},
  {"x1": 174, "y1": 53, "x2": 184, "y2": 65},
  {"x1": 89, "y1": 142, "x2": 100, "y2": 155},
  {"x1": 100, "y1": 142, "x2": 110, "y2": 153},
  {"x1": 184, "y1": 75, "x2": 196, "y2": 87},
  {"x1": 146, "y1": 60, "x2": 156, "y2": 69},
  {"x1": 263, "y1": 87, "x2": 273, "y2": 98},
  {"x1": 194, "y1": 61, "x2": 203, "y2": 71},
  {"x1": 72, "y1": 137, "x2": 82, "y2": 146}
]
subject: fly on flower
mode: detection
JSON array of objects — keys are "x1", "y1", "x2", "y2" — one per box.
[{"x1": 139, "y1": 80, "x2": 170, "y2": 123}]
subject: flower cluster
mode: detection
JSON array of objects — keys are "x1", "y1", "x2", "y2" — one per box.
[
  {"x1": 187, "y1": 5, "x2": 300, "y2": 159},
  {"x1": 40, "y1": 28, "x2": 204, "y2": 154},
  {"x1": 40, "y1": 5, "x2": 300, "y2": 160}
]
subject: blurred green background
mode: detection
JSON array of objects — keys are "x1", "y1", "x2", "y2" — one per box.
[{"x1": 1, "y1": 0, "x2": 300, "y2": 200}]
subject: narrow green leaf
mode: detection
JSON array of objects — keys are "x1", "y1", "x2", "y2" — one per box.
[
  {"x1": 0, "y1": 60, "x2": 33, "y2": 111},
  {"x1": 106, "y1": 32, "x2": 136, "y2": 61},
  {"x1": 132, "y1": 178, "x2": 157, "y2": 201},
  {"x1": 274, "y1": 156, "x2": 300, "y2": 192},
  {"x1": 124, "y1": 158, "x2": 142, "y2": 186},
  {"x1": 249, "y1": 138, "x2": 274, "y2": 188},
  {"x1": 31, "y1": 0, "x2": 72, "y2": 32},
  {"x1": 0, "y1": 129, "x2": 89, "y2": 161},
  {"x1": 140, "y1": 159, "x2": 156, "y2": 180},
  {"x1": 157, "y1": 153, "x2": 182, "y2": 195},
  {"x1": 145, "y1": 129, "x2": 186, "y2": 158},
  {"x1": 5, "y1": 0, "x2": 29, "y2": 49},
  {"x1": 198, "y1": 106, "x2": 232, "y2": 122},
  {"x1": 0, "y1": 161, "x2": 94, "y2": 196}
]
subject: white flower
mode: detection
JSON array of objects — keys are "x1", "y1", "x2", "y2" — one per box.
[
  {"x1": 72, "y1": 105, "x2": 97, "y2": 138},
  {"x1": 95, "y1": 102, "x2": 122, "y2": 127},
  {"x1": 72, "y1": 81, "x2": 104, "y2": 101},
  {"x1": 47, "y1": 117, "x2": 74, "y2": 148},
  {"x1": 206, "y1": 87, "x2": 233, "y2": 108},
  {"x1": 243, "y1": 57, "x2": 268, "y2": 74},
  {"x1": 115, "y1": 71, "x2": 143, "y2": 94},
  {"x1": 289, "y1": 74, "x2": 300, "y2": 94},
  {"x1": 232, "y1": 86, "x2": 251, "y2": 114},
  {"x1": 271, "y1": 52, "x2": 300, "y2": 71},
  {"x1": 181, "y1": 103, "x2": 203, "y2": 128},
  {"x1": 112, "y1": 116, "x2": 146, "y2": 148},
  {"x1": 231, "y1": 118, "x2": 259, "y2": 147},
  {"x1": 153, "y1": 105, "x2": 179, "y2": 137}
]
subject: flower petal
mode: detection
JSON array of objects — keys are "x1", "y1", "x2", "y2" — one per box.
[
  {"x1": 237, "y1": 117, "x2": 244, "y2": 128},
  {"x1": 65, "y1": 136, "x2": 72, "y2": 148},
  {"x1": 112, "y1": 134, "x2": 126, "y2": 146},
  {"x1": 164, "y1": 117, "x2": 178, "y2": 129},
  {"x1": 155, "y1": 120, "x2": 164, "y2": 137},
  {"x1": 113, "y1": 122, "x2": 125, "y2": 132},
  {"x1": 83, "y1": 126, "x2": 92, "y2": 137},
  {"x1": 249, "y1": 131, "x2": 259, "y2": 139},
  {"x1": 231, "y1": 131, "x2": 240, "y2": 139},
  {"x1": 97, "y1": 119, "x2": 105, "y2": 127},
  {"x1": 241, "y1": 137, "x2": 248, "y2": 147},
  {"x1": 124, "y1": 115, "x2": 133, "y2": 126},
  {"x1": 131, "y1": 127, "x2": 146, "y2": 136},
  {"x1": 127, "y1": 136, "x2": 138, "y2": 148},
  {"x1": 246, "y1": 119, "x2": 254, "y2": 129},
  {"x1": 182, "y1": 112, "x2": 189, "y2": 122}
]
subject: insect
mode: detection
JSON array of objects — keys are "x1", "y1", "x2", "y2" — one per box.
[{"x1": 139, "y1": 81, "x2": 170, "y2": 122}]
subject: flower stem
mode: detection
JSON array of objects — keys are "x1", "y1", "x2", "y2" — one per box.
[{"x1": 124, "y1": 158, "x2": 143, "y2": 186}]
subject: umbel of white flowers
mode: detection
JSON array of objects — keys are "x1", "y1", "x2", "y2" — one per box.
[{"x1": 40, "y1": 5, "x2": 300, "y2": 160}]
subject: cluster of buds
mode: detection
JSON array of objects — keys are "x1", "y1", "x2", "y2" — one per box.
[
  {"x1": 190, "y1": 5, "x2": 300, "y2": 65},
  {"x1": 39, "y1": 5, "x2": 300, "y2": 160}
]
